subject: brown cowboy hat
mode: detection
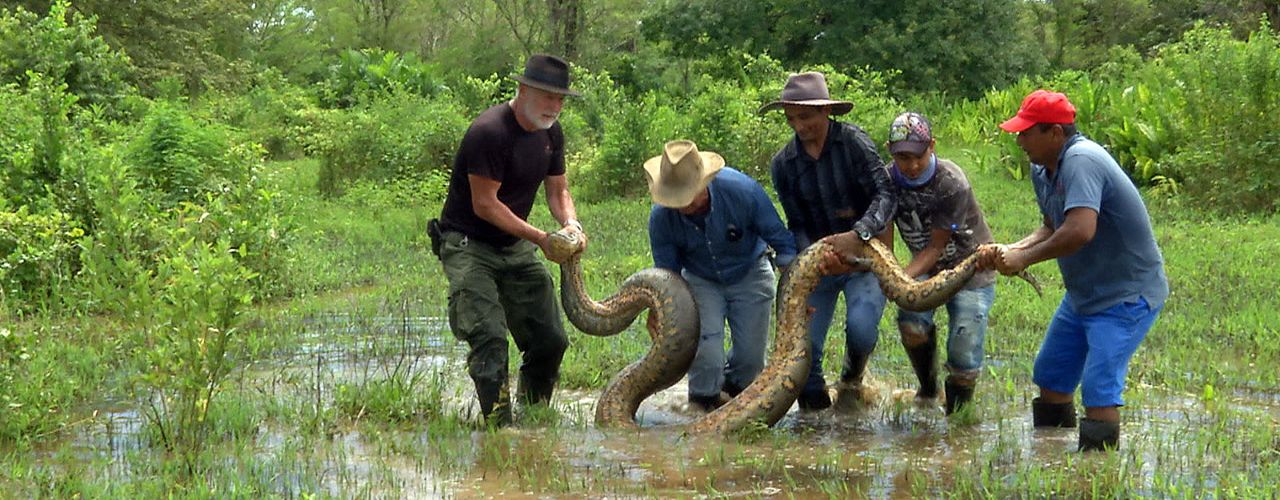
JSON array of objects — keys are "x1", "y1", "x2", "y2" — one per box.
[
  {"x1": 511, "y1": 54, "x2": 581, "y2": 97},
  {"x1": 643, "y1": 140, "x2": 725, "y2": 208},
  {"x1": 757, "y1": 71, "x2": 852, "y2": 115}
]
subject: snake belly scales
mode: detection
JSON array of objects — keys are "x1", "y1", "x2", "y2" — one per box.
[{"x1": 548, "y1": 229, "x2": 1037, "y2": 434}]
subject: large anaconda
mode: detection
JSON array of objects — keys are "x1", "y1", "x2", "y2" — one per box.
[{"x1": 548, "y1": 229, "x2": 1033, "y2": 433}]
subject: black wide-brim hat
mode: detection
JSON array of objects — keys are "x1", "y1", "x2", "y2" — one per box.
[{"x1": 511, "y1": 54, "x2": 581, "y2": 97}]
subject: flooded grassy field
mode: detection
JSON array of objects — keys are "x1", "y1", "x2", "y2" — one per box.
[
  {"x1": 3, "y1": 163, "x2": 1278, "y2": 498},
  {"x1": 11, "y1": 304, "x2": 1277, "y2": 498}
]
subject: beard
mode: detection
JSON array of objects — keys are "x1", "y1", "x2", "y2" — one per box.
[{"x1": 522, "y1": 107, "x2": 559, "y2": 131}]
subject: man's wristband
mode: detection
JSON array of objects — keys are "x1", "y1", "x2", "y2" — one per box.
[{"x1": 564, "y1": 219, "x2": 583, "y2": 232}]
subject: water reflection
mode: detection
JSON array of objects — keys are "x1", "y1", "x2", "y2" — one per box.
[{"x1": 26, "y1": 311, "x2": 1280, "y2": 498}]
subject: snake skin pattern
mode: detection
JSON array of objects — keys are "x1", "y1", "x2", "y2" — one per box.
[{"x1": 549, "y1": 229, "x2": 1035, "y2": 434}]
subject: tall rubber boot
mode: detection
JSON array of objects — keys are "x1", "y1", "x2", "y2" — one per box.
[
  {"x1": 518, "y1": 372, "x2": 556, "y2": 407},
  {"x1": 944, "y1": 376, "x2": 975, "y2": 415},
  {"x1": 1078, "y1": 418, "x2": 1120, "y2": 451},
  {"x1": 722, "y1": 379, "x2": 745, "y2": 398},
  {"x1": 1032, "y1": 397, "x2": 1077, "y2": 428},
  {"x1": 832, "y1": 352, "x2": 871, "y2": 411},
  {"x1": 903, "y1": 327, "x2": 939, "y2": 399},
  {"x1": 477, "y1": 378, "x2": 512, "y2": 427}
]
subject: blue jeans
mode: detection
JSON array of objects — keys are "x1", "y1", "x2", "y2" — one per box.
[
  {"x1": 1033, "y1": 296, "x2": 1161, "y2": 408},
  {"x1": 897, "y1": 284, "x2": 995, "y2": 376},
  {"x1": 682, "y1": 256, "x2": 777, "y2": 398},
  {"x1": 804, "y1": 271, "x2": 887, "y2": 394}
]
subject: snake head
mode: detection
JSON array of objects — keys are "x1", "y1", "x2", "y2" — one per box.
[{"x1": 547, "y1": 227, "x2": 586, "y2": 262}]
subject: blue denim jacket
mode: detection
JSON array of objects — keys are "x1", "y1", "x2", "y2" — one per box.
[{"x1": 649, "y1": 168, "x2": 797, "y2": 285}]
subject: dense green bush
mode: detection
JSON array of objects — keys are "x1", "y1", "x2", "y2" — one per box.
[
  {"x1": 125, "y1": 102, "x2": 258, "y2": 207},
  {"x1": 0, "y1": 208, "x2": 82, "y2": 312},
  {"x1": 319, "y1": 49, "x2": 446, "y2": 109},
  {"x1": 196, "y1": 70, "x2": 320, "y2": 160},
  {"x1": 934, "y1": 24, "x2": 1280, "y2": 213},
  {"x1": 0, "y1": 84, "x2": 43, "y2": 209},
  {"x1": 1148, "y1": 24, "x2": 1280, "y2": 212},
  {"x1": 444, "y1": 73, "x2": 506, "y2": 118},
  {"x1": 0, "y1": 1, "x2": 132, "y2": 114},
  {"x1": 577, "y1": 92, "x2": 685, "y2": 202},
  {"x1": 308, "y1": 91, "x2": 469, "y2": 196},
  {"x1": 79, "y1": 104, "x2": 293, "y2": 309},
  {"x1": 574, "y1": 59, "x2": 902, "y2": 201}
]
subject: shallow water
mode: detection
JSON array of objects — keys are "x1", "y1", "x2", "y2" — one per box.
[{"x1": 26, "y1": 312, "x2": 1280, "y2": 497}]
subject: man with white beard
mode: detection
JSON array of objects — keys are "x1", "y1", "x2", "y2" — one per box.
[{"x1": 433, "y1": 54, "x2": 586, "y2": 426}]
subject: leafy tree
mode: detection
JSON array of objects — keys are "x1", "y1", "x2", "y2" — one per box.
[
  {"x1": 244, "y1": 0, "x2": 331, "y2": 83},
  {"x1": 642, "y1": 0, "x2": 1043, "y2": 98},
  {"x1": 548, "y1": 0, "x2": 582, "y2": 58},
  {"x1": 0, "y1": 1, "x2": 132, "y2": 110},
  {"x1": 33, "y1": 0, "x2": 256, "y2": 94}
]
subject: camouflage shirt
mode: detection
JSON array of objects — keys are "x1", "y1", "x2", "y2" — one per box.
[{"x1": 891, "y1": 158, "x2": 995, "y2": 289}]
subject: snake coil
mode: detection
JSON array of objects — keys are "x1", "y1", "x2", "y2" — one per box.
[{"x1": 549, "y1": 230, "x2": 1037, "y2": 434}]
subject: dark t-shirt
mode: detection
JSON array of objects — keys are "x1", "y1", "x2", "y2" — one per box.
[
  {"x1": 891, "y1": 158, "x2": 995, "y2": 289},
  {"x1": 440, "y1": 103, "x2": 565, "y2": 247}
]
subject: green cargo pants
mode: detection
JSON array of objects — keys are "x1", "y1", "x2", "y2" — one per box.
[{"x1": 440, "y1": 230, "x2": 568, "y2": 418}]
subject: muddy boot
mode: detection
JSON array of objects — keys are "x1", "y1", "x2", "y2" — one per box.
[
  {"x1": 688, "y1": 394, "x2": 727, "y2": 413},
  {"x1": 902, "y1": 327, "x2": 939, "y2": 400},
  {"x1": 832, "y1": 352, "x2": 870, "y2": 412},
  {"x1": 722, "y1": 379, "x2": 745, "y2": 398},
  {"x1": 798, "y1": 389, "x2": 831, "y2": 410},
  {"x1": 1032, "y1": 397, "x2": 1077, "y2": 428},
  {"x1": 1078, "y1": 418, "x2": 1120, "y2": 452},
  {"x1": 476, "y1": 379, "x2": 512, "y2": 427},
  {"x1": 518, "y1": 372, "x2": 556, "y2": 408},
  {"x1": 944, "y1": 377, "x2": 975, "y2": 415}
]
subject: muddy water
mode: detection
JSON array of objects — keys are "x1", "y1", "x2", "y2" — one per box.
[{"x1": 33, "y1": 313, "x2": 1280, "y2": 498}]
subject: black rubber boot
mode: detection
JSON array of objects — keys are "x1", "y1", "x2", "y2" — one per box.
[
  {"x1": 903, "y1": 327, "x2": 939, "y2": 399},
  {"x1": 518, "y1": 372, "x2": 556, "y2": 407},
  {"x1": 944, "y1": 377, "x2": 975, "y2": 415},
  {"x1": 1032, "y1": 397, "x2": 1078, "y2": 428},
  {"x1": 1078, "y1": 418, "x2": 1120, "y2": 451},
  {"x1": 798, "y1": 389, "x2": 832, "y2": 410},
  {"x1": 831, "y1": 352, "x2": 871, "y2": 411},
  {"x1": 477, "y1": 378, "x2": 512, "y2": 427},
  {"x1": 722, "y1": 379, "x2": 745, "y2": 398},
  {"x1": 689, "y1": 394, "x2": 726, "y2": 413}
]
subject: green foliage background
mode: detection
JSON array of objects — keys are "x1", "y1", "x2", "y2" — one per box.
[{"x1": 0, "y1": 0, "x2": 1278, "y2": 495}]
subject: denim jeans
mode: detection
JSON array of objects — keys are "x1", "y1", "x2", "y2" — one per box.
[
  {"x1": 682, "y1": 255, "x2": 777, "y2": 398},
  {"x1": 804, "y1": 271, "x2": 887, "y2": 394},
  {"x1": 897, "y1": 284, "x2": 996, "y2": 375}
]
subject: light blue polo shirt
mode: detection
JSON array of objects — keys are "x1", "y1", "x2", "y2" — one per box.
[{"x1": 1031, "y1": 134, "x2": 1169, "y2": 315}]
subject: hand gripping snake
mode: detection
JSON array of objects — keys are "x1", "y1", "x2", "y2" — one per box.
[{"x1": 547, "y1": 229, "x2": 1038, "y2": 434}]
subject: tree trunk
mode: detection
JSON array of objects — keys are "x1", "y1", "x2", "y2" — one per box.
[{"x1": 547, "y1": 0, "x2": 580, "y2": 59}]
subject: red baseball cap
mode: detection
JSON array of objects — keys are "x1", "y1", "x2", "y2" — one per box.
[{"x1": 999, "y1": 90, "x2": 1076, "y2": 133}]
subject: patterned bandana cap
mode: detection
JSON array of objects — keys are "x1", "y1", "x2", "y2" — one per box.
[{"x1": 888, "y1": 112, "x2": 933, "y2": 155}]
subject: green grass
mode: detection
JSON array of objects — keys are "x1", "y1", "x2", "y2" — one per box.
[{"x1": 2, "y1": 154, "x2": 1278, "y2": 497}]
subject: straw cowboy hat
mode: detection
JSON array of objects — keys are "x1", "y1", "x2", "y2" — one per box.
[
  {"x1": 757, "y1": 71, "x2": 853, "y2": 115},
  {"x1": 643, "y1": 140, "x2": 725, "y2": 208}
]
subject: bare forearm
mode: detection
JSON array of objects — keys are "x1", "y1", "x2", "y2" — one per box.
[
  {"x1": 1017, "y1": 227, "x2": 1089, "y2": 267},
  {"x1": 548, "y1": 190, "x2": 578, "y2": 227},
  {"x1": 545, "y1": 175, "x2": 578, "y2": 227},
  {"x1": 904, "y1": 247, "x2": 942, "y2": 279},
  {"x1": 475, "y1": 201, "x2": 546, "y2": 243},
  {"x1": 1011, "y1": 224, "x2": 1053, "y2": 250}
]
